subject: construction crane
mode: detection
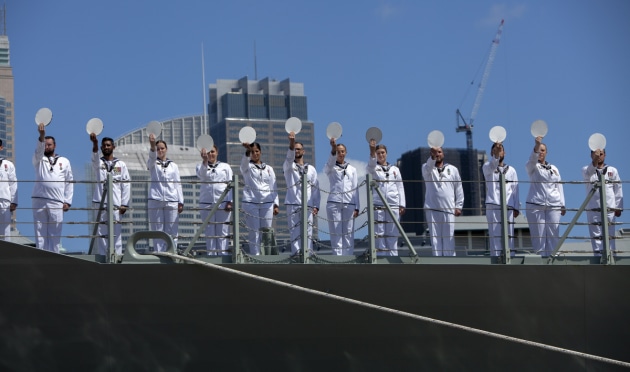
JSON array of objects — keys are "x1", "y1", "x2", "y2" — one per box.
[{"x1": 456, "y1": 19, "x2": 504, "y2": 151}]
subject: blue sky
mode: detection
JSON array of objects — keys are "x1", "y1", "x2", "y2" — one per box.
[{"x1": 7, "y1": 0, "x2": 630, "y2": 252}]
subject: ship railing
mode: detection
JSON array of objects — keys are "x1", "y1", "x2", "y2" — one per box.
[
  {"x1": 365, "y1": 173, "x2": 418, "y2": 263},
  {"x1": 3, "y1": 175, "x2": 627, "y2": 265},
  {"x1": 548, "y1": 172, "x2": 617, "y2": 265}
]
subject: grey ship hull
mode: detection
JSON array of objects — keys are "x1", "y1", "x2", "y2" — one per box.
[{"x1": 1, "y1": 241, "x2": 629, "y2": 371}]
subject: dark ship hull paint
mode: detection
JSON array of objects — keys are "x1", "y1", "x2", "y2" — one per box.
[{"x1": 1, "y1": 242, "x2": 629, "y2": 371}]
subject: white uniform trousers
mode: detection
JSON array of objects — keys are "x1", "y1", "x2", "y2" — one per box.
[
  {"x1": 485, "y1": 204, "x2": 515, "y2": 257},
  {"x1": 0, "y1": 200, "x2": 12, "y2": 241},
  {"x1": 425, "y1": 209, "x2": 456, "y2": 256},
  {"x1": 243, "y1": 202, "x2": 274, "y2": 255},
  {"x1": 586, "y1": 210, "x2": 616, "y2": 253},
  {"x1": 287, "y1": 205, "x2": 314, "y2": 255},
  {"x1": 93, "y1": 202, "x2": 123, "y2": 256},
  {"x1": 200, "y1": 202, "x2": 231, "y2": 255},
  {"x1": 526, "y1": 204, "x2": 561, "y2": 257},
  {"x1": 148, "y1": 200, "x2": 179, "y2": 252},
  {"x1": 32, "y1": 198, "x2": 64, "y2": 253},
  {"x1": 326, "y1": 202, "x2": 355, "y2": 255},
  {"x1": 375, "y1": 206, "x2": 400, "y2": 256}
]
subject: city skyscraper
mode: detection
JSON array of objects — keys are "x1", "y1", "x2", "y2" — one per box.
[
  {"x1": 209, "y1": 76, "x2": 315, "y2": 244},
  {"x1": 0, "y1": 5, "x2": 15, "y2": 162}
]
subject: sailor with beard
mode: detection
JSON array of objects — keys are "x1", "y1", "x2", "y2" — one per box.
[
  {"x1": 422, "y1": 146, "x2": 464, "y2": 256},
  {"x1": 90, "y1": 133, "x2": 131, "y2": 257},
  {"x1": 32, "y1": 123, "x2": 74, "y2": 252},
  {"x1": 283, "y1": 131, "x2": 320, "y2": 255},
  {"x1": 482, "y1": 142, "x2": 520, "y2": 257},
  {"x1": 582, "y1": 148, "x2": 623, "y2": 254}
]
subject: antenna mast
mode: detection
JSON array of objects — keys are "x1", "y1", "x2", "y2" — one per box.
[
  {"x1": 254, "y1": 41, "x2": 258, "y2": 80},
  {"x1": 456, "y1": 19, "x2": 504, "y2": 150}
]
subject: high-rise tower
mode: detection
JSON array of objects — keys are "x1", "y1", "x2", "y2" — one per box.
[{"x1": 0, "y1": 4, "x2": 15, "y2": 162}]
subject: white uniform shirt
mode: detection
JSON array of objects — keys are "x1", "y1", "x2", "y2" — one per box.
[
  {"x1": 482, "y1": 156, "x2": 520, "y2": 211},
  {"x1": 92, "y1": 152, "x2": 130, "y2": 207},
  {"x1": 582, "y1": 163, "x2": 623, "y2": 211},
  {"x1": 525, "y1": 151, "x2": 564, "y2": 207},
  {"x1": 324, "y1": 155, "x2": 360, "y2": 209},
  {"x1": 283, "y1": 149, "x2": 321, "y2": 208},
  {"x1": 196, "y1": 161, "x2": 233, "y2": 204},
  {"x1": 366, "y1": 158, "x2": 405, "y2": 208},
  {"x1": 240, "y1": 155, "x2": 279, "y2": 205},
  {"x1": 32, "y1": 141, "x2": 74, "y2": 205},
  {"x1": 0, "y1": 158, "x2": 18, "y2": 204},
  {"x1": 421, "y1": 157, "x2": 464, "y2": 212},
  {"x1": 147, "y1": 151, "x2": 183, "y2": 203}
]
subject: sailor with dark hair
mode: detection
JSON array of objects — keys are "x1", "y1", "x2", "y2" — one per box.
[
  {"x1": 0, "y1": 139, "x2": 18, "y2": 241},
  {"x1": 367, "y1": 139, "x2": 406, "y2": 256},
  {"x1": 324, "y1": 138, "x2": 360, "y2": 255},
  {"x1": 32, "y1": 123, "x2": 74, "y2": 252},
  {"x1": 482, "y1": 142, "x2": 520, "y2": 257},
  {"x1": 582, "y1": 148, "x2": 623, "y2": 254},
  {"x1": 240, "y1": 141, "x2": 279, "y2": 255},
  {"x1": 422, "y1": 146, "x2": 464, "y2": 256},
  {"x1": 90, "y1": 133, "x2": 130, "y2": 256},
  {"x1": 148, "y1": 133, "x2": 184, "y2": 252},
  {"x1": 283, "y1": 131, "x2": 320, "y2": 255}
]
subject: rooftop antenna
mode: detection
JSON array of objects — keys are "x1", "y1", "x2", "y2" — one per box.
[
  {"x1": 201, "y1": 42, "x2": 207, "y2": 134},
  {"x1": 254, "y1": 41, "x2": 258, "y2": 80}
]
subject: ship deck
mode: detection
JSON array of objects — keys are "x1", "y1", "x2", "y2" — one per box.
[{"x1": 1, "y1": 241, "x2": 629, "y2": 371}]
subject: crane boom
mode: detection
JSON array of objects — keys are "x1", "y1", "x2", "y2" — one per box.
[
  {"x1": 456, "y1": 19, "x2": 504, "y2": 150},
  {"x1": 470, "y1": 19, "x2": 504, "y2": 127}
]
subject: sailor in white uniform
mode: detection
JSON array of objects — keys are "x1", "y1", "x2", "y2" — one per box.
[
  {"x1": 0, "y1": 139, "x2": 17, "y2": 241},
  {"x1": 90, "y1": 134, "x2": 130, "y2": 256},
  {"x1": 147, "y1": 134, "x2": 184, "y2": 252},
  {"x1": 525, "y1": 136, "x2": 565, "y2": 257},
  {"x1": 366, "y1": 140, "x2": 406, "y2": 256},
  {"x1": 240, "y1": 142, "x2": 279, "y2": 255},
  {"x1": 283, "y1": 132, "x2": 320, "y2": 255},
  {"x1": 422, "y1": 146, "x2": 464, "y2": 256},
  {"x1": 582, "y1": 148, "x2": 623, "y2": 254},
  {"x1": 196, "y1": 145, "x2": 233, "y2": 255},
  {"x1": 482, "y1": 142, "x2": 520, "y2": 257},
  {"x1": 32, "y1": 124, "x2": 74, "y2": 253},
  {"x1": 324, "y1": 138, "x2": 360, "y2": 255}
]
